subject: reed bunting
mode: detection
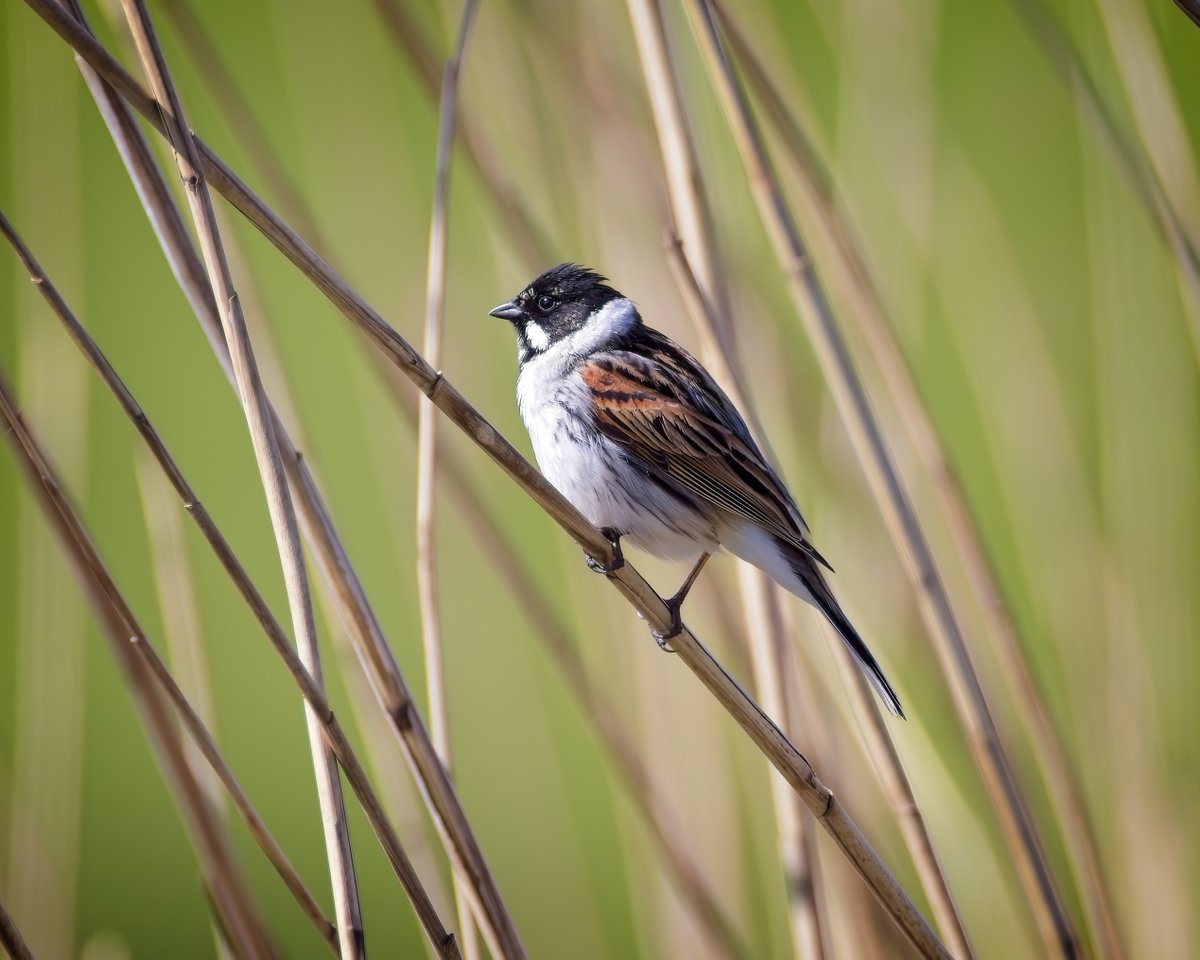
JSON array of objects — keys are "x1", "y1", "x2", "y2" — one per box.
[{"x1": 490, "y1": 263, "x2": 903, "y2": 717}]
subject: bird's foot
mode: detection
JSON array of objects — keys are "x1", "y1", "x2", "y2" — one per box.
[
  {"x1": 584, "y1": 527, "x2": 624, "y2": 575},
  {"x1": 650, "y1": 594, "x2": 685, "y2": 653}
]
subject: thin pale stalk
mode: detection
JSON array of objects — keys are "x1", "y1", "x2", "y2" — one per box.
[
  {"x1": 25, "y1": 8, "x2": 949, "y2": 952},
  {"x1": 681, "y1": 2, "x2": 1081, "y2": 957},
  {"x1": 0, "y1": 375, "x2": 275, "y2": 960},
  {"x1": 832, "y1": 643, "x2": 973, "y2": 959},
  {"x1": 625, "y1": 0, "x2": 732, "y2": 349},
  {"x1": 65, "y1": 7, "x2": 522, "y2": 953},
  {"x1": 418, "y1": 4, "x2": 480, "y2": 958},
  {"x1": 0, "y1": 896, "x2": 34, "y2": 960},
  {"x1": 115, "y1": 2, "x2": 365, "y2": 954},
  {"x1": 624, "y1": 3, "x2": 825, "y2": 954},
  {"x1": 737, "y1": 571, "x2": 829, "y2": 960},
  {"x1": 674, "y1": 219, "x2": 967, "y2": 958},
  {"x1": 0, "y1": 206, "x2": 462, "y2": 960},
  {"x1": 714, "y1": 6, "x2": 1116, "y2": 957}
]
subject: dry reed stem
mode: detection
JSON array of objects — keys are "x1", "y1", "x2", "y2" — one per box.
[
  {"x1": 686, "y1": 3, "x2": 1089, "y2": 955},
  {"x1": 736, "y1": 571, "x2": 829, "y2": 960},
  {"x1": 0, "y1": 896, "x2": 34, "y2": 960},
  {"x1": 22, "y1": 6, "x2": 949, "y2": 954},
  {"x1": 0, "y1": 374, "x2": 276, "y2": 960},
  {"x1": 0, "y1": 207, "x2": 463, "y2": 960},
  {"x1": 625, "y1": 0, "x2": 732, "y2": 348},
  {"x1": 418, "y1": 4, "x2": 480, "y2": 958},
  {"x1": 1175, "y1": 0, "x2": 1200, "y2": 27},
  {"x1": 712, "y1": 5, "x2": 1117, "y2": 957},
  {"x1": 86, "y1": 3, "x2": 750, "y2": 952},
  {"x1": 681, "y1": 3, "x2": 1082, "y2": 957},
  {"x1": 1005, "y1": 0, "x2": 1200, "y2": 370},
  {"x1": 75, "y1": 8, "x2": 523, "y2": 954},
  {"x1": 115, "y1": 2, "x2": 365, "y2": 954},
  {"x1": 624, "y1": 4, "x2": 826, "y2": 952},
  {"x1": 133, "y1": 37, "x2": 740, "y2": 949},
  {"x1": 672, "y1": 227, "x2": 968, "y2": 958}
]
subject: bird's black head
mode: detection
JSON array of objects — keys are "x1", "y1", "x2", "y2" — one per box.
[{"x1": 489, "y1": 263, "x2": 628, "y2": 361}]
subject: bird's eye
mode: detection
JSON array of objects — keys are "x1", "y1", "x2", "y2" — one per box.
[{"x1": 536, "y1": 295, "x2": 555, "y2": 313}]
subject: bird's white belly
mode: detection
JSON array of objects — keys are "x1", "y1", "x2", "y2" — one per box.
[{"x1": 520, "y1": 389, "x2": 717, "y2": 561}]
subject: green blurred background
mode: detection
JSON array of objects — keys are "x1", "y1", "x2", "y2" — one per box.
[{"x1": 1, "y1": 0, "x2": 1198, "y2": 956}]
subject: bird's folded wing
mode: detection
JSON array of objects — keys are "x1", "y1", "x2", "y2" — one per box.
[{"x1": 580, "y1": 353, "x2": 828, "y2": 566}]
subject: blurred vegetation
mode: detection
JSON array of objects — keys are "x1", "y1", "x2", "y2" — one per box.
[{"x1": 1, "y1": 0, "x2": 1198, "y2": 956}]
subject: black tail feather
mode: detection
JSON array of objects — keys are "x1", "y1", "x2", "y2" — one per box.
[{"x1": 781, "y1": 539, "x2": 905, "y2": 719}]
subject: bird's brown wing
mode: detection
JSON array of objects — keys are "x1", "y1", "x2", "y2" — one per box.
[{"x1": 580, "y1": 350, "x2": 829, "y2": 567}]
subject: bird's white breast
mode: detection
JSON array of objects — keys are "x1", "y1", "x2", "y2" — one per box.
[{"x1": 515, "y1": 301, "x2": 718, "y2": 560}]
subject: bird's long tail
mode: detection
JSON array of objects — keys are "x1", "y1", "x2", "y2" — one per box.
[{"x1": 779, "y1": 538, "x2": 905, "y2": 719}]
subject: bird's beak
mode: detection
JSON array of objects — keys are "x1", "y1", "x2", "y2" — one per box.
[{"x1": 488, "y1": 300, "x2": 524, "y2": 322}]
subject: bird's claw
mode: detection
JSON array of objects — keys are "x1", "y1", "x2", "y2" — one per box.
[
  {"x1": 651, "y1": 596, "x2": 684, "y2": 653},
  {"x1": 584, "y1": 527, "x2": 624, "y2": 575}
]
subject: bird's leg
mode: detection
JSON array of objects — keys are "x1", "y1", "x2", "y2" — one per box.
[
  {"x1": 584, "y1": 526, "x2": 625, "y2": 575},
  {"x1": 652, "y1": 552, "x2": 712, "y2": 652}
]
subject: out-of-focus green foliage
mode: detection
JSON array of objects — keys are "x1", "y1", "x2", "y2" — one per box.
[{"x1": 1, "y1": 0, "x2": 1197, "y2": 956}]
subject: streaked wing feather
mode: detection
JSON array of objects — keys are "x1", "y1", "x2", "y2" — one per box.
[{"x1": 579, "y1": 344, "x2": 829, "y2": 568}]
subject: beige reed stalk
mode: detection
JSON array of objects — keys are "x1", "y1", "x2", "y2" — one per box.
[
  {"x1": 0, "y1": 374, "x2": 275, "y2": 960},
  {"x1": 714, "y1": 6, "x2": 1122, "y2": 957},
  {"x1": 151, "y1": 20, "x2": 749, "y2": 950},
  {"x1": 0, "y1": 207, "x2": 462, "y2": 960},
  {"x1": 681, "y1": 2, "x2": 1080, "y2": 957},
  {"x1": 77, "y1": 9, "x2": 518, "y2": 957},
  {"x1": 75, "y1": 17, "x2": 516, "y2": 959},
  {"x1": 25, "y1": 7, "x2": 950, "y2": 954},
  {"x1": 98, "y1": 5, "x2": 745, "y2": 954},
  {"x1": 0, "y1": 895, "x2": 34, "y2": 960},
  {"x1": 670, "y1": 241, "x2": 975, "y2": 960},
  {"x1": 114, "y1": 2, "x2": 365, "y2": 954},
  {"x1": 623, "y1": 2, "x2": 827, "y2": 954},
  {"x1": 418, "y1": 3, "x2": 480, "y2": 958},
  {"x1": 629, "y1": 2, "x2": 968, "y2": 951}
]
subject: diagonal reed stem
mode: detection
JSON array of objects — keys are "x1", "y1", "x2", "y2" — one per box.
[
  {"x1": 155, "y1": 8, "x2": 751, "y2": 954},
  {"x1": 624, "y1": 2, "x2": 827, "y2": 954},
  {"x1": 0, "y1": 374, "x2": 277, "y2": 960},
  {"x1": 712, "y1": 5, "x2": 1122, "y2": 957},
  {"x1": 670, "y1": 238, "x2": 974, "y2": 959},
  {"x1": 0, "y1": 206, "x2": 461, "y2": 960},
  {"x1": 0, "y1": 895, "x2": 34, "y2": 960},
  {"x1": 21, "y1": 4, "x2": 950, "y2": 953},
  {"x1": 114, "y1": 1, "x2": 365, "y2": 954},
  {"x1": 74, "y1": 8, "x2": 520, "y2": 955},
  {"x1": 418, "y1": 3, "x2": 480, "y2": 958},
  {"x1": 631, "y1": 2, "x2": 970, "y2": 950},
  {"x1": 681, "y1": 1, "x2": 1080, "y2": 957}
]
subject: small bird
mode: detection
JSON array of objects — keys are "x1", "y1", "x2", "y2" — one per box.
[{"x1": 490, "y1": 263, "x2": 903, "y2": 717}]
